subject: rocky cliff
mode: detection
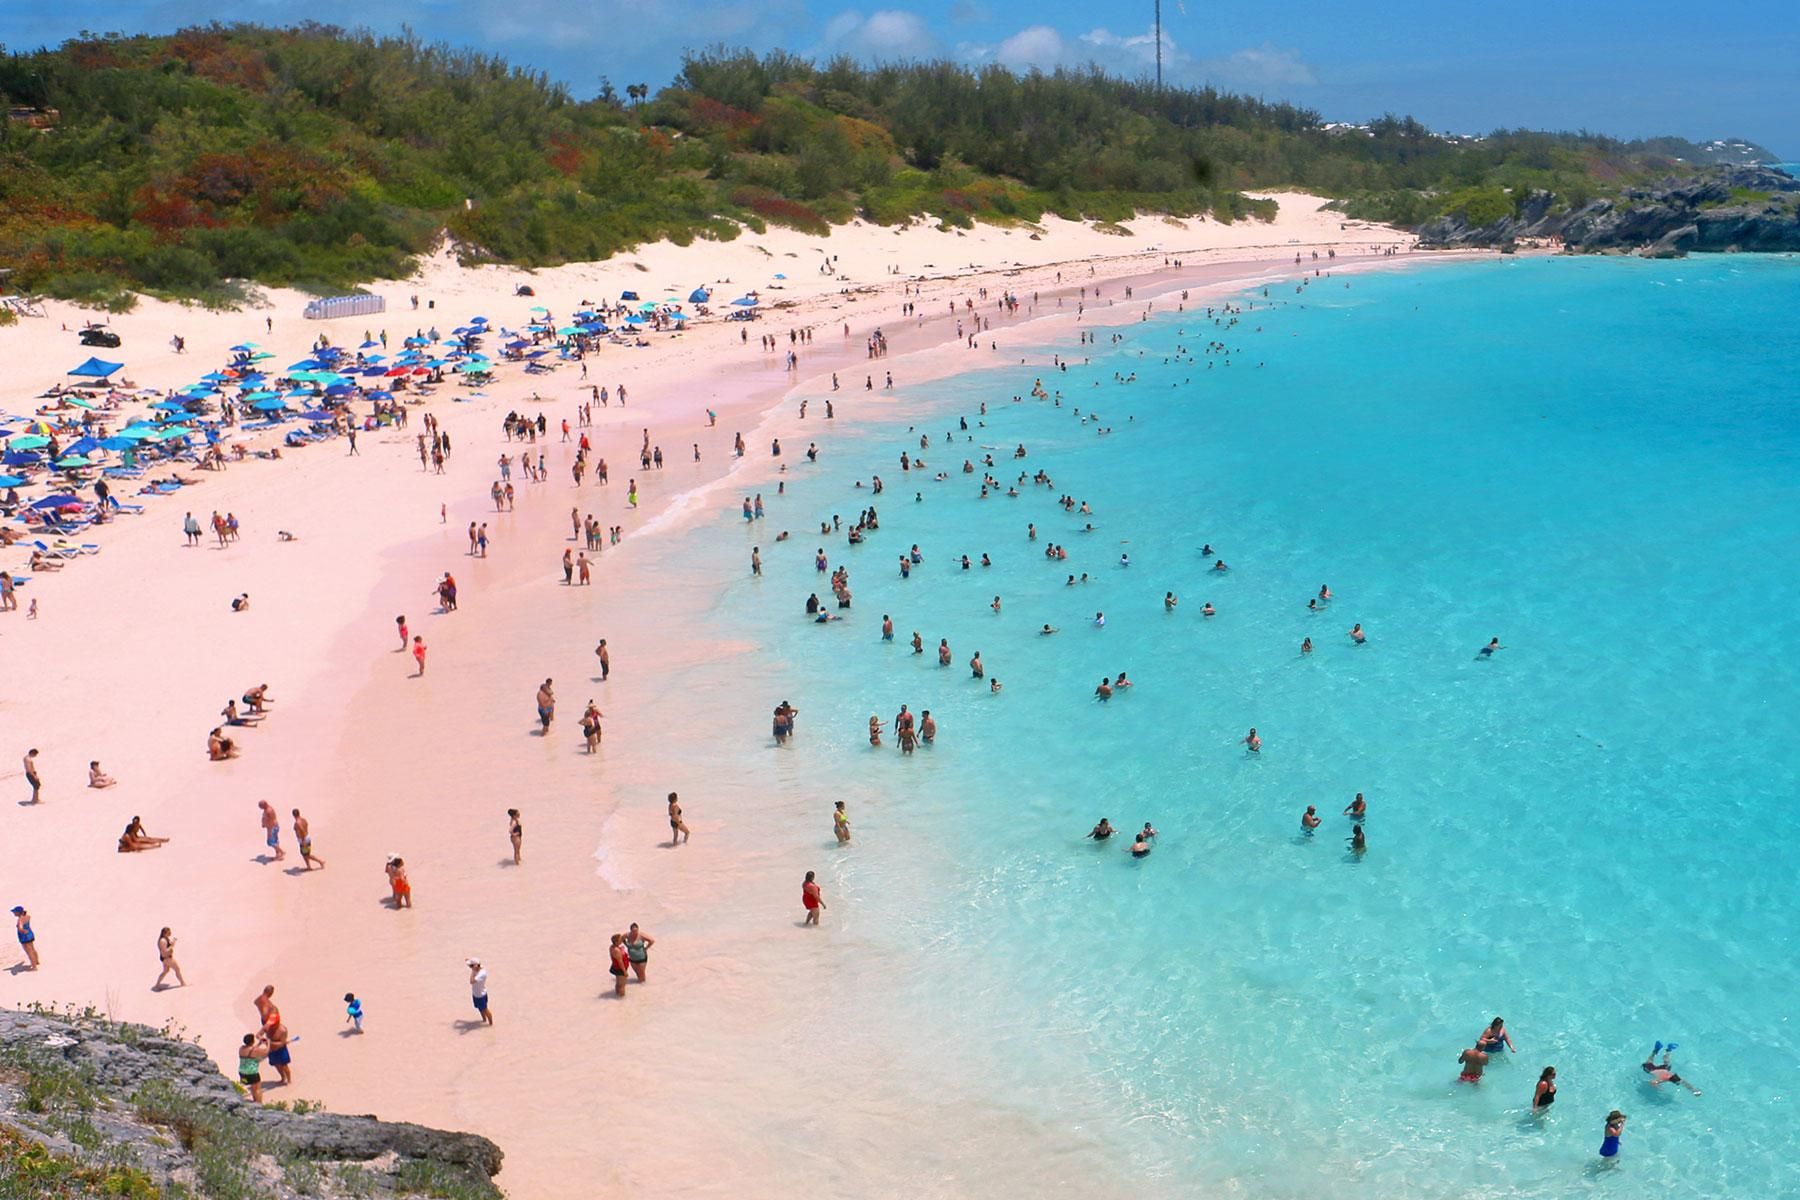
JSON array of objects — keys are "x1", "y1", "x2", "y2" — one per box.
[
  {"x1": 0, "y1": 1007, "x2": 503, "y2": 1198},
  {"x1": 1417, "y1": 165, "x2": 1800, "y2": 257}
]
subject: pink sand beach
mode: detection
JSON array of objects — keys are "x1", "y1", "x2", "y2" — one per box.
[{"x1": 0, "y1": 197, "x2": 1471, "y2": 1195}]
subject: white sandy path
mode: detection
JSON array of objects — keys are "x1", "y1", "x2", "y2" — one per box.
[{"x1": 0, "y1": 196, "x2": 1453, "y2": 1198}]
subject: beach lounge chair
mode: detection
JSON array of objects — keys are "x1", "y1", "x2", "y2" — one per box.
[
  {"x1": 105, "y1": 496, "x2": 145, "y2": 514},
  {"x1": 30, "y1": 540, "x2": 79, "y2": 560}
]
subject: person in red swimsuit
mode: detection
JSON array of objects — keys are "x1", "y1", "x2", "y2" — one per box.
[
  {"x1": 608, "y1": 933, "x2": 630, "y2": 997},
  {"x1": 802, "y1": 871, "x2": 826, "y2": 926}
]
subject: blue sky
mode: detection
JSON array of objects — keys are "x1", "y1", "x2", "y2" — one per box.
[{"x1": 2, "y1": 1, "x2": 1794, "y2": 155}]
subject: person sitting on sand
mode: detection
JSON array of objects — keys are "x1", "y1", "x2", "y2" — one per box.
[
  {"x1": 118, "y1": 816, "x2": 169, "y2": 853},
  {"x1": 88, "y1": 761, "x2": 116, "y2": 788},
  {"x1": 242, "y1": 684, "x2": 271, "y2": 714},
  {"x1": 222, "y1": 699, "x2": 260, "y2": 727},
  {"x1": 28, "y1": 550, "x2": 64, "y2": 573},
  {"x1": 208, "y1": 728, "x2": 239, "y2": 760},
  {"x1": 231, "y1": 593, "x2": 250, "y2": 612}
]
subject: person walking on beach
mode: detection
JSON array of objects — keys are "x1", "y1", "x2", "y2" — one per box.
[
  {"x1": 22, "y1": 748, "x2": 41, "y2": 804},
  {"x1": 344, "y1": 993, "x2": 364, "y2": 1034},
  {"x1": 594, "y1": 639, "x2": 610, "y2": 680},
  {"x1": 608, "y1": 933, "x2": 631, "y2": 997},
  {"x1": 468, "y1": 959, "x2": 493, "y2": 1025},
  {"x1": 258, "y1": 801, "x2": 285, "y2": 863},
  {"x1": 292, "y1": 809, "x2": 324, "y2": 870},
  {"x1": 507, "y1": 809, "x2": 523, "y2": 865},
  {"x1": 386, "y1": 857, "x2": 412, "y2": 909},
  {"x1": 667, "y1": 792, "x2": 689, "y2": 845},
  {"x1": 183, "y1": 512, "x2": 202, "y2": 546},
  {"x1": 155, "y1": 927, "x2": 185, "y2": 990},
  {"x1": 12, "y1": 906, "x2": 38, "y2": 970},
  {"x1": 624, "y1": 924, "x2": 654, "y2": 983},
  {"x1": 802, "y1": 871, "x2": 826, "y2": 925},
  {"x1": 536, "y1": 679, "x2": 556, "y2": 731},
  {"x1": 412, "y1": 636, "x2": 427, "y2": 676}
]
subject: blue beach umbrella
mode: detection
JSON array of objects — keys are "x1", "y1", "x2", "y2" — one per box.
[
  {"x1": 9, "y1": 434, "x2": 51, "y2": 450},
  {"x1": 3, "y1": 450, "x2": 43, "y2": 465},
  {"x1": 68, "y1": 357, "x2": 124, "y2": 379},
  {"x1": 97, "y1": 437, "x2": 137, "y2": 451},
  {"x1": 250, "y1": 397, "x2": 289, "y2": 412},
  {"x1": 300, "y1": 409, "x2": 334, "y2": 420},
  {"x1": 731, "y1": 296, "x2": 758, "y2": 307},
  {"x1": 688, "y1": 288, "x2": 710, "y2": 303},
  {"x1": 31, "y1": 493, "x2": 83, "y2": 508},
  {"x1": 0, "y1": 473, "x2": 28, "y2": 488}
]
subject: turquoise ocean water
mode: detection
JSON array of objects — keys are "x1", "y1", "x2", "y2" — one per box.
[{"x1": 645, "y1": 254, "x2": 1800, "y2": 1197}]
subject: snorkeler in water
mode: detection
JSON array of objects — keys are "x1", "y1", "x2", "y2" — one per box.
[{"x1": 1642, "y1": 1043, "x2": 1702, "y2": 1095}]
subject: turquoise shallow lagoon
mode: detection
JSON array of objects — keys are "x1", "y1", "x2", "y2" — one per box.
[{"x1": 646, "y1": 254, "x2": 1800, "y2": 1197}]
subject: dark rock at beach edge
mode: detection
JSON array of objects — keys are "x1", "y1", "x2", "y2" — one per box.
[
  {"x1": 1416, "y1": 164, "x2": 1800, "y2": 257},
  {"x1": 0, "y1": 1006, "x2": 504, "y2": 1198}
]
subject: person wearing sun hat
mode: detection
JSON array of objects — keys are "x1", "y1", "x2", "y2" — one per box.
[{"x1": 467, "y1": 958, "x2": 492, "y2": 1025}]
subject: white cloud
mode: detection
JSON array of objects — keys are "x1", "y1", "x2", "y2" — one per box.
[
  {"x1": 1201, "y1": 43, "x2": 1317, "y2": 88},
  {"x1": 981, "y1": 23, "x2": 1313, "y2": 91},
  {"x1": 821, "y1": 9, "x2": 940, "y2": 59},
  {"x1": 994, "y1": 25, "x2": 1067, "y2": 71}
]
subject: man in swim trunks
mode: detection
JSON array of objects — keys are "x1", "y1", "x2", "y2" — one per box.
[
  {"x1": 468, "y1": 959, "x2": 493, "y2": 1025},
  {"x1": 1457, "y1": 1045, "x2": 1489, "y2": 1083},
  {"x1": 292, "y1": 809, "x2": 324, "y2": 870},
  {"x1": 1642, "y1": 1046, "x2": 1701, "y2": 1094},
  {"x1": 258, "y1": 801, "x2": 285, "y2": 862}
]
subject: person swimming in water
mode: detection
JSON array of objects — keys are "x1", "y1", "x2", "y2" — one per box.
[
  {"x1": 1348, "y1": 824, "x2": 1366, "y2": 853},
  {"x1": 1533, "y1": 1066, "x2": 1557, "y2": 1112},
  {"x1": 1243, "y1": 727, "x2": 1261, "y2": 753},
  {"x1": 1088, "y1": 818, "x2": 1116, "y2": 840},
  {"x1": 1457, "y1": 1044, "x2": 1489, "y2": 1084},
  {"x1": 1344, "y1": 792, "x2": 1367, "y2": 819},
  {"x1": 1301, "y1": 805, "x2": 1321, "y2": 832},
  {"x1": 1477, "y1": 1017, "x2": 1516, "y2": 1054},
  {"x1": 1641, "y1": 1044, "x2": 1702, "y2": 1094},
  {"x1": 1348, "y1": 623, "x2": 1366, "y2": 644},
  {"x1": 1479, "y1": 637, "x2": 1502, "y2": 657},
  {"x1": 1129, "y1": 826, "x2": 1156, "y2": 858}
]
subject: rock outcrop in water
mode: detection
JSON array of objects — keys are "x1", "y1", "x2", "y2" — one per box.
[
  {"x1": 1416, "y1": 165, "x2": 1800, "y2": 257},
  {"x1": 0, "y1": 1006, "x2": 503, "y2": 1198}
]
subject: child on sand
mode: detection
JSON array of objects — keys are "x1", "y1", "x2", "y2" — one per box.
[
  {"x1": 344, "y1": 993, "x2": 364, "y2": 1034},
  {"x1": 412, "y1": 636, "x2": 427, "y2": 675}
]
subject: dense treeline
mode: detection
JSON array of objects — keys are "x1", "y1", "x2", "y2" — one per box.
[{"x1": 0, "y1": 25, "x2": 1711, "y2": 306}]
